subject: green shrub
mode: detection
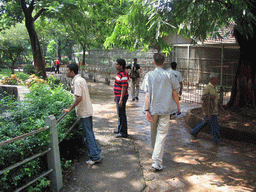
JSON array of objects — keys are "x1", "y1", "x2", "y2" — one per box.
[
  {"x1": 23, "y1": 64, "x2": 35, "y2": 75},
  {"x1": 0, "y1": 83, "x2": 78, "y2": 191},
  {"x1": 47, "y1": 75, "x2": 61, "y2": 87},
  {"x1": 61, "y1": 58, "x2": 69, "y2": 64}
]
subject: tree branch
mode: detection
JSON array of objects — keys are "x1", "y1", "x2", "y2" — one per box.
[
  {"x1": 20, "y1": 0, "x2": 29, "y2": 18},
  {"x1": 28, "y1": 0, "x2": 35, "y2": 14},
  {"x1": 33, "y1": 8, "x2": 45, "y2": 21}
]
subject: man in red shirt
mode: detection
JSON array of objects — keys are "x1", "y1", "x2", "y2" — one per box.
[
  {"x1": 113, "y1": 59, "x2": 129, "y2": 138},
  {"x1": 55, "y1": 58, "x2": 61, "y2": 74}
]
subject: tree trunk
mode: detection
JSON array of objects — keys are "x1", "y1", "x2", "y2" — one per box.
[
  {"x1": 58, "y1": 40, "x2": 62, "y2": 62},
  {"x1": 82, "y1": 46, "x2": 86, "y2": 65},
  {"x1": 21, "y1": 0, "x2": 46, "y2": 79},
  {"x1": 226, "y1": 28, "x2": 256, "y2": 109}
]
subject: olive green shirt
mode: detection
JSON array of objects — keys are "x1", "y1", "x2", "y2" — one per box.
[{"x1": 201, "y1": 83, "x2": 218, "y2": 116}]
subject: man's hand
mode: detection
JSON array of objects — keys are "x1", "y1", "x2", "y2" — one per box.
[
  {"x1": 146, "y1": 111, "x2": 152, "y2": 122},
  {"x1": 62, "y1": 108, "x2": 71, "y2": 113},
  {"x1": 119, "y1": 99, "x2": 123, "y2": 107}
]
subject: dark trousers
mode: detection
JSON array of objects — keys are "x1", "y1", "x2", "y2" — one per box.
[
  {"x1": 55, "y1": 65, "x2": 60, "y2": 74},
  {"x1": 116, "y1": 96, "x2": 128, "y2": 136},
  {"x1": 191, "y1": 115, "x2": 221, "y2": 142}
]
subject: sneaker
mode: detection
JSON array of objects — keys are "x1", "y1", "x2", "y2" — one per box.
[
  {"x1": 135, "y1": 97, "x2": 139, "y2": 101},
  {"x1": 132, "y1": 98, "x2": 135, "y2": 101},
  {"x1": 86, "y1": 157, "x2": 102, "y2": 165},
  {"x1": 190, "y1": 131, "x2": 197, "y2": 138},
  {"x1": 152, "y1": 162, "x2": 163, "y2": 171},
  {"x1": 116, "y1": 133, "x2": 128, "y2": 138}
]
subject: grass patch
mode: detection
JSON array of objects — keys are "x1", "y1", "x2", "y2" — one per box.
[{"x1": 0, "y1": 68, "x2": 30, "y2": 81}]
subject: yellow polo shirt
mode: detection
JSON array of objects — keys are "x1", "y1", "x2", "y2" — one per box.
[{"x1": 72, "y1": 74, "x2": 93, "y2": 118}]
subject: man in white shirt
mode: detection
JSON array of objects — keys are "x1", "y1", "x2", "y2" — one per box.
[
  {"x1": 141, "y1": 53, "x2": 181, "y2": 171},
  {"x1": 169, "y1": 62, "x2": 183, "y2": 100},
  {"x1": 62, "y1": 63, "x2": 101, "y2": 165}
]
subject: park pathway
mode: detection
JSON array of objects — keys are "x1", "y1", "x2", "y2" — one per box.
[{"x1": 48, "y1": 72, "x2": 256, "y2": 192}]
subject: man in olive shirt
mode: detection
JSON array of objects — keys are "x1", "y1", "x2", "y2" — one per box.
[{"x1": 190, "y1": 73, "x2": 221, "y2": 144}]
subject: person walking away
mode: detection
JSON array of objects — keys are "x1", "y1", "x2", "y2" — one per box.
[
  {"x1": 62, "y1": 63, "x2": 102, "y2": 165},
  {"x1": 190, "y1": 72, "x2": 222, "y2": 144},
  {"x1": 141, "y1": 53, "x2": 181, "y2": 171},
  {"x1": 168, "y1": 62, "x2": 183, "y2": 100},
  {"x1": 126, "y1": 58, "x2": 141, "y2": 101},
  {"x1": 50, "y1": 60, "x2": 55, "y2": 72},
  {"x1": 55, "y1": 58, "x2": 61, "y2": 74},
  {"x1": 113, "y1": 59, "x2": 129, "y2": 138}
]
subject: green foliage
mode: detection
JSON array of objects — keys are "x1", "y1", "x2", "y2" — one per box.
[
  {"x1": 0, "y1": 68, "x2": 30, "y2": 81},
  {"x1": 47, "y1": 75, "x2": 61, "y2": 87},
  {"x1": 46, "y1": 40, "x2": 57, "y2": 58},
  {"x1": 23, "y1": 64, "x2": 35, "y2": 75},
  {"x1": 0, "y1": 23, "x2": 30, "y2": 71},
  {"x1": 105, "y1": 0, "x2": 256, "y2": 53},
  {"x1": 0, "y1": 83, "x2": 77, "y2": 191},
  {"x1": 61, "y1": 57, "x2": 69, "y2": 64}
]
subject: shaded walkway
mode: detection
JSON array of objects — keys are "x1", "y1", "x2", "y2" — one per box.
[{"x1": 53, "y1": 76, "x2": 256, "y2": 191}]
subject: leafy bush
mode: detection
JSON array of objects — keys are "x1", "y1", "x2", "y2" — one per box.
[
  {"x1": 24, "y1": 74, "x2": 47, "y2": 87},
  {"x1": 0, "y1": 74, "x2": 24, "y2": 85},
  {"x1": 47, "y1": 75, "x2": 61, "y2": 87},
  {"x1": 61, "y1": 58, "x2": 70, "y2": 64},
  {"x1": 23, "y1": 64, "x2": 35, "y2": 75},
  {"x1": 0, "y1": 83, "x2": 78, "y2": 191}
]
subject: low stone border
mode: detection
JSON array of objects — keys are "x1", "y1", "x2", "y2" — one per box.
[{"x1": 185, "y1": 108, "x2": 256, "y2": 144}]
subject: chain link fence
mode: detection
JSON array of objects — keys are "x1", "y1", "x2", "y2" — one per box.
[{"x1": 57, "y1": 45, "x2": 239, "y2": 105}]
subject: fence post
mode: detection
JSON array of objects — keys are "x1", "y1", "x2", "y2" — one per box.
[{"x1": 45, "y1": 115, "x2": 63, "y2": 191}]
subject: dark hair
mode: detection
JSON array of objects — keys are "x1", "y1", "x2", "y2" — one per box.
[
  {"x1": 171, "y1": 62, "x2": 177, "y2": 69},
  {"x1": 153, "y1": 53, "x2": 165, "y2": 65},
  {"x1": 116, "y1": 58, "x2": 126, "y2": 69},
  {"x1": 67, "y1": 63, "x2": 79, "y2": 74},
  {"x1": 133, "y1": 58, "x2": 137, "y2": 62}
]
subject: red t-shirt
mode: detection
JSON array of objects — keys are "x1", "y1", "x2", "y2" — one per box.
[
  {"x1": 114, "y1": 70, "x2": 129, "y2": 99},
  {"x1": 56, "y1": 60, "x2": 60, "y2": 65}
]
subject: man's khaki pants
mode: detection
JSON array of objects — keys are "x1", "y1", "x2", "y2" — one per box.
[
  {"x1": 132, "y1": 77, "x2": 140, "y2": 99},
  {"x1": 151, "y1": 115, "x2": 170, "y2": 166}
]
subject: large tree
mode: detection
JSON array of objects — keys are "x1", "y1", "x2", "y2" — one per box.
[
  {"x1": 0, "y1": 0, "x2": 50, "y2": 78},
  {"x1": 107, "y1": 0, "x2": 256, "y2": 109}
]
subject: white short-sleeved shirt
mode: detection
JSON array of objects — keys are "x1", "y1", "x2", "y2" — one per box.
[
  {"x1": 169, "y1": 69, "x2": 183, "y2": 92},
  {"x1": 141, "y1": 67, "x2": 180, "y2": 115},
  {"x1": 72, "y1": 74, "x2": 93, "y2": 118},
  {"x1": 169, "y1": 69, "x2": 183, "y2": 83}
]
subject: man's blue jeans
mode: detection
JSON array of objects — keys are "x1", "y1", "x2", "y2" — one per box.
[
  {"x1": 116, "y1": 96, "x2": 128, "y2": 136},
  {"x1": 191, "y1": 115, "x2": 221, "y2": 142},
  {"x1": 81, "y1": 116, "x2": 101, "y2": 161}
]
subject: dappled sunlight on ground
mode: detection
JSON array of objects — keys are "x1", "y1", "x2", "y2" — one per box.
[{"x1": 65, "y1": 81, "x2": 256, "y2": 192}]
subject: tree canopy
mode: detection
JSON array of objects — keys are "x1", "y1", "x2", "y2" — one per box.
[{"x1": 0, "y1": 23, "x2": 30, "y2": 73}]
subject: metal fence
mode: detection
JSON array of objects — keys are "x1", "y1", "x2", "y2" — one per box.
[
  {"x1": 0, "y1": 112, "x2": 80, "y2": 191},
  {"x1": 71, "y1": 46, "x2": 239, "y2": 105},
  {"x1": 172, "y1": 44, "x2": 239, "y2": 105}
]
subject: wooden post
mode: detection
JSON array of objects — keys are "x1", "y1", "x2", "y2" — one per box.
[{"x1": 45, "y1": 115, "x2": 63, "y2": 191}]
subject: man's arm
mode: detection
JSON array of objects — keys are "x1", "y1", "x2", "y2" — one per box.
[
  {"x1": 145, "y1": 92, "x2": 152, "y2": 122},
  {"x1": 119, "y1": 87, "x2": 127, "y2": 107},
  {"x1": 179, "y1": 82, "x2": 183, "y2": 95},
  {"x1": 172, "y1": 91, "x2": 181, "y2": 113},
  {"x1": 62, "y1": 96, "x2": 82, "y2": 113}
]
